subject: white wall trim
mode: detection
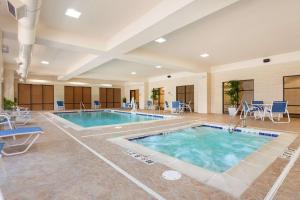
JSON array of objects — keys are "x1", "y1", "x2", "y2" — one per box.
[{"x1": 211, "y1": 51, "x2": 300, "y2": 73}]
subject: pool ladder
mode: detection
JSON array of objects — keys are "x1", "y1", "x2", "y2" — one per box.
[
  {"x1": 80, "y1": 101, "x2": 86, "y2": 112},
  {"x1": 228, "y1": 104, "x2": 246, "y2": 133}
]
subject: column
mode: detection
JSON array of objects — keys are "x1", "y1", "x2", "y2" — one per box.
[{"x1": 0, "y1": 32, "x2": 4, "y2": 107}]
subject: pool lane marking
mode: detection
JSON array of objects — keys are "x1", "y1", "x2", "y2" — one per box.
[
  {"x1": 42, "y1": 113, "x2": 166, "y2": 200},
  {"x1": 81, "y1": 119, "x2": 200, "y2": 138}
]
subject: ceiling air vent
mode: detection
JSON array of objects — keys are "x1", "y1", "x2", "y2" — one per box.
[{"x1": 6, "y1": 0, "x2": 26, "y2": 20}]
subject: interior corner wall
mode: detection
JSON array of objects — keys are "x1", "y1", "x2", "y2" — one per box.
[
  {"x1": 210, "y1": 61, "x2": 300, "y2": 114},
  {"x1": 148, "y1": 73, "x2": 209, "y2": 113}
]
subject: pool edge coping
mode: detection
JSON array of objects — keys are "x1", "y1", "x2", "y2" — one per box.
[
  {"x1": 108, "y1": 122, "x2": 297, "y2": 198},
  {"x1": 48, "y1": 109, "x2": 179, "y2": 131}
]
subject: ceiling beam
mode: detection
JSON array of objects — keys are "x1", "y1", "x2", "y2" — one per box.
[
  {"x1": 58, "y1": 0, "x2": 240, "y2": 80},
  {"x1": 118, "y1": 53, "x2": 209, "y2": 73}
]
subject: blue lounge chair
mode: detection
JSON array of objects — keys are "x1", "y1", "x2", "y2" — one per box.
[
  {"x1": 240, "y1": 101, "x2": 263, "y2": 120},
  {"x1": 164, "y1": 101, "x2": 169, "y2": 111},
  {"x1": 252, "y1": 100, "x2": 264, "y2": 110},
  {"x1": 0, "y1": 142, "x2": 4, "y2": 158},
  {"x1": 0, "y1": 113, "x2": 14, "y2": 129},
  {"x1": 56, "y1": 101, "x2": 65, "y2": 110},
  {"x1": 0, "y1": 126, "x2": 43, "y2": 156},
  {"x1": 171, "y1": 101, "x2": 182, "y2": 114},
  {"x1": 266, "y1": 101, "x2": 290, "y2": 123},
  {"x1": 146, "y1": 100, "x2": 153, "y2": 110},
  {"x1": 94, "y1": 100, "x2": 101, "y2": 109},
  {"x1": 124, "y1": 103, "x2": 132, "y2": 109}
]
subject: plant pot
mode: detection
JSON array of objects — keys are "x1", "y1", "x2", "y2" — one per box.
[{"x1": 228, "y1": 107, "x2": 237, "y2": 116}]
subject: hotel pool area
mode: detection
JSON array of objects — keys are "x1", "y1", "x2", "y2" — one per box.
[
  {"x1": 54, "y1": 110, "x2": 165, "y2": 128},
  {"x1": 130, "y1": 126, "x2": 273, "y2": 172}
]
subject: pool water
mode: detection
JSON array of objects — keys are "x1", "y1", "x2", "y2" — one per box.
[
  {"x1": 131, "y1": 126, "x2": 272, "y2": 172},
  {"x1": 55, "y1": 111, "x2": 162, "y2": 127}
]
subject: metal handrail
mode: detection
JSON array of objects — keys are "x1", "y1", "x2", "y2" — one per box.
[{"x1": 80, "y1": 101, "x2": 86, "y2": 111}]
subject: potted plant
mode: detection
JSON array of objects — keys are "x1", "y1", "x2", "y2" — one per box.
[
  {"x1": 225, "y1": 80, "x2": 241, "y2": 116},
  {"x1": 150, "y1": 89, "x2": 159, "y2": 102},
  {"x1": 122, "y1": 97, "x2": 126, "y2": 108},
  {"x1": 4, "y1": 98, "x2": 16, "y2": 111}
]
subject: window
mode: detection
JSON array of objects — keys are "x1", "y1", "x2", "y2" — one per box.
[
  {"x1": 283, "y1": 75, "x2": 300, "y2": 116},
  {"x1": 222, "y1": 80, "x2": 254, "y2": 114},
  {"x1": 176, "y1": 85, "x2": 194, "y2": 112}
]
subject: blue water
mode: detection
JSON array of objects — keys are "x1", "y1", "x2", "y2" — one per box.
[
  {"x1": 55, "y1": 111, "x2": 162, "y2": 127},
  {"x1": 132, "y1": 126, "x2": 272, "y2": 172}
]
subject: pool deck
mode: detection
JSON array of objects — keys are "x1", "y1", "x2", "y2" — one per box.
[{"x1": 0, "y1": 110, "x2": 299, "y2": 199}]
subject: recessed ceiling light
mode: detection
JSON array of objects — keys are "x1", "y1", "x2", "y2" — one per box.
[
  {"x1": 200, "y1": 53, "x2": 210, "y2": 58},
  {"x1": 131, "y1": 72, "x2": 136, "y2": 75},
  {"x1": 155, "y1": 65, "x2": 162, "y2": 69},
  {"x1": 155, "y1": 37, "x2": 166, "y2": 43},
  {"x1": 65, "y1": 8, "x2": 81, "y2": 19},
  {"x1": 41, "y1": 60, "x2": 49, "y2": 65}
]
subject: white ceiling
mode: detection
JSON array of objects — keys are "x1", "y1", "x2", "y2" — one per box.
[
  {"x1": 2, "y1": 38, "x2": 97, "y2": 76},
  {"x1": 1, "y1": 0, "x2": 300, "y2": 83},
  {"x1": 131, "y1": 0, "x2": 300, "y2": 67},
  {"x1": 78, "y1": 59, "x2": 180, "y2": 81},
  {"x1": 39, "y1": 0, "x2": 162, "y2": 46}
]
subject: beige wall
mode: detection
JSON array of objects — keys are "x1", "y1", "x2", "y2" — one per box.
[
  {"x1": 210, "y1": 61, "x2": 300, "y2": 113},
  {"x1": 147, "y1": 73, "x2": 208, "y2": 113}
]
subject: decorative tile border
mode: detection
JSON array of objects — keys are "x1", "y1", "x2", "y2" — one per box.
[{"x1": 126, "y1": 149, "x2": 155, "y2": 165}]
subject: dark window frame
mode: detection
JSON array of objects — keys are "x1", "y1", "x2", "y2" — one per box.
[{"x1": 283, "y1": 75, "x2": 300, "y2": 116}]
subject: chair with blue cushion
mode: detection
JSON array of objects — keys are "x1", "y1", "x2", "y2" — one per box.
[
  {"x1": 0, "y1": 142, "x2": 4, "y2": 158},
  {"x1": 266, "y1": 101, "x2": 290, "y2": 123},
  {"x1": 124, "y1": 103, "x2": 132, "y2": 109},
  {"x1": 0, "y1": 115, "x2": 43, "y2": 156},
  {"x1": 94, "y1": 100, "x2": 101, "y2": 109},
  {"x1": 252, "y1": 100, "x2": 264, "y2": 111},
  {"x1": 240, "y1": 101, "x2": 263, "y2": 120},
  {"x1": 56, "y1": 101, "x2": 65, "y2": 110},
  {"x1": 171, "y1": 101, "x2": 182, "y2": 114},
  {"x1": 164, "y1": 101, "x2": 169, "y2": 112},
  {"x1": 146, "y1": 100, "x2": 153, "y2": 110}
]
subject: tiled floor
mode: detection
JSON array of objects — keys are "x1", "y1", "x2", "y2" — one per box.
[{"x1": 0, "y1": 110, "x2": 299, "y2": 200}]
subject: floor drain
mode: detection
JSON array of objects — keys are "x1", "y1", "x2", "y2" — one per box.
[
  {"x1": 162, "y1": 170, "x2": 182, "y2": 181},
  {"x1": 280, "y1": 148, "x2": 296, "y2": 160}
]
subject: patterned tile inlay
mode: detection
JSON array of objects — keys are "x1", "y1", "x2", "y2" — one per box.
[
  {"x1": 280, "y1": 148, "x2": 296, "y2": 160},
  {"x1": 126, "y1": 150, "x2": 155, "y2": 165}
]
